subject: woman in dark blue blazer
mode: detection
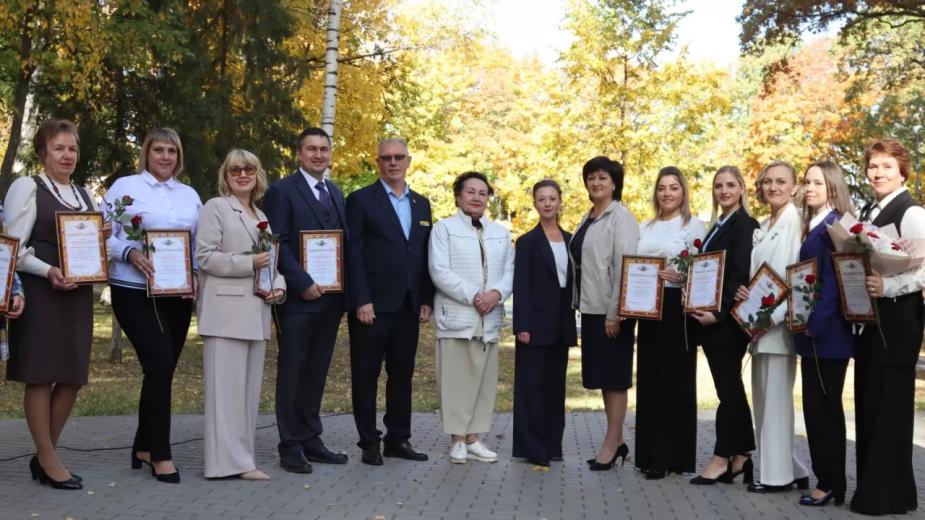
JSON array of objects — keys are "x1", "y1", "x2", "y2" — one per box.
[
  {"x1": 512, "y1": 180, "x2": 577, "y2": 467},
  {"x1": 794, "y1": 161, "x2": 854, "y2": 506}
]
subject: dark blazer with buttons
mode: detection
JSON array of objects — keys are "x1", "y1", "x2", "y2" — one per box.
[
  {"x1": 263, "y1": 171, "x2": 348, "y2": 314},
  {"x1": 346, "y1": 180, "x2": 434, "y2": 313},
  {"x1": 513, "y1": 224, "x2": 578, "y2": 347},
  {"x1": 699, "y1": 207, "x2": 759, "y2": 346}
]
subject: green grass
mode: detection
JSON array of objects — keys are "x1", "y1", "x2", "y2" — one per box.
[{"x1": 0, "y1": 304, "x2": 922, "y2": 418}]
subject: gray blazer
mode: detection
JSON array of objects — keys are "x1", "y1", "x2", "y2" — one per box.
[{"x1": 195, "y1": 196, "x2": 286, "y2": 341}]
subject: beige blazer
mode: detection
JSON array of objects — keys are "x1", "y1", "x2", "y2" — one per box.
[{"x1": 196, "y1": 196, "x2": 285, "y2": 340}]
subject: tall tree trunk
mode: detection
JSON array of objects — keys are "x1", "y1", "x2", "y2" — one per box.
[
  {"x1": 321, "y1": 0, "x2": 343, "y2": 178},
  {"x1": 0, "y1": 6, "x2": 39, "y2": 196}
]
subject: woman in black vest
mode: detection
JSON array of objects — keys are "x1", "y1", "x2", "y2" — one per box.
[{"x1": 853, "y1": 138, "x2": 925, "y2": 515}]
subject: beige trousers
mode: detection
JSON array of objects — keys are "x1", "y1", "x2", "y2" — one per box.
[
  {"x1": 437, "y1": 338, "x2": 498, "y2": 435},
  {"x1": 203, "y1": 336, "x2": 266, "y2": 478},
  {"x1": 751, "y1": 353, "x2": 810, "y2": 485}
]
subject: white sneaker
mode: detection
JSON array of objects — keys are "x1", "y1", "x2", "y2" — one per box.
[
  {"x1": 465, "y1": 440, "x2": 497, "y2": 463},
  {"x1": 449, "y1": 441, "x2": 467, "y2": 464}
]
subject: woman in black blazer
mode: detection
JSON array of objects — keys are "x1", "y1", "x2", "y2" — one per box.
[
  {"x1": 689, "y1": 166, "x2": 759, "y2": 485},
  {"x1": 512, "y1": 180, "x2": 577, "y2": 467}
]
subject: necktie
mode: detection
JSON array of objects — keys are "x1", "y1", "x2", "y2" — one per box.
[{"x1": 315, "y1": 181, "x2": 332, "y2": 208}]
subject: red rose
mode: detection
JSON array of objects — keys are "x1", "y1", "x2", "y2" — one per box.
[
  {"x1": 693, "y1": 238, "x2": 702, "y2": 249},
  {"x1": 761, "y1": 294, "x2": 775, "y2": 307},
  {"x1": 849, "y1": 223, "x2": 864, "y2": 234},
  {"x1": 892, "y1": 242, "x2": 902, "y2": 251},
  {"x1": 131, "y1": 214, "x2": 143, "y2": 227},
  {"x1": 804, "y1": 274, "x2": 816, "y2": 285},
  {"x1": 680, "y1": 250, "x2": 690, "y2": 257},
  {"x1": 121, "y1": 195, "x2": 134, "y2": 205},
  {"x1": 867, "y1": 231, "x2": 879, "y2": 239},
  {"x1": 257, "y1": 221, "x2": 269, "y2": 230}
]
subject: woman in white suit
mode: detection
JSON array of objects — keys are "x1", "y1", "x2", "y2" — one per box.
[
  {"x1": 196, "y1": 149, "x2": 286, "y2": 480},
  {"x1": 735, "y1": 160, "x2": 810, "y2": 492}
]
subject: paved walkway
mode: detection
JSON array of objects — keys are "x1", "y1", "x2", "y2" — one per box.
[{"x1": 0, "y1": 412, "x2": 923, "y2": 520}]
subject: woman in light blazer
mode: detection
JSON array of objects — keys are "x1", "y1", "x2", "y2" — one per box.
[
  {"x1": 735, "y1": 160, "x2": 810, "y2": 492},
  {"x1": 196, "y1": 149, "x2": 286, "y2": 480}
]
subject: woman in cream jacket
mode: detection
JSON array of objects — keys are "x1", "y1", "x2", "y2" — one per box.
[
  {"x1": 196, "y1": 150, "x2": 285, "y2": 480},
  {"x1": 429, "y1": 171, "x2": 514, "y2": 464},
  {"x1": 735, "y1": 160, "x2": 809, "y2": 492}
]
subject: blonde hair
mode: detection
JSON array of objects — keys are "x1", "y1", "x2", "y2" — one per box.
[
  {"x1": 648, "y1": 166, "x2": 691, "y2": 226},
  {"x1": 801, "y1": 160, "x2": 855, "y2": 237},
  {"x1": 709, "y1": 165, "x2": 750, "y2": 225},
  {"x1": 755, "y1": 160, "x2": 798, "y2": 206},
  {"x1": 137, "y1": 128, "x2": 184, "y2": 177},
  {"x1": 217, "y1": 149, "x2": 268, "y2": 206}
]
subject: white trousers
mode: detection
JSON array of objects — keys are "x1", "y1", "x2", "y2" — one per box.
[
  {"x1": 751, "y1": 353, "x2": 809, "y2": 485},
  {"x1": 203, "y1": 336, "x2": 266, "y2": 478},
  {"x1": 437, "y1": 338, "x2": 498, "y2": 435}
]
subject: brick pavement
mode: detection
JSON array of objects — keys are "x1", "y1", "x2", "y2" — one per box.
[{"x1": 0, "y1": 411, "x2": 923, "y2": 520}]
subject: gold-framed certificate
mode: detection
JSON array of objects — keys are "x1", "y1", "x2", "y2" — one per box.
[
  {"x1": 683, "y1": 250, "x2": 725, "y2": 313},
  {"x1": 831, "y1": 251, "x2": 876, "y2": 322},
  {"x1": 731, "y1": 262, "x2": 789, "y2": 337},
  {"x1": 300, "y1": 230, "x2": 343, "y2": 293},
  {"x1": 618, "y1": 255, "x2": 665, "y2": 319},
  {"x1": 254, "y1": 241, "x2": 280, "y2": 297},
  {"x1": 0, "y1": 234, "x2": 20, "y2": 314},
  {"x1": 144, "y1": 229, "x2": 194, "y2": 297},
  {"x1": 786, "y1": 259, "x2": 817, "y2": 333},
  {"x1": 55, "y1": 211, "x2": 108, "y2": 284}
]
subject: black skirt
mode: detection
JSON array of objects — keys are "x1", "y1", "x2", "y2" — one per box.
[{"x1": 580, "y1": 313, "x2": 634, "y2": 391}]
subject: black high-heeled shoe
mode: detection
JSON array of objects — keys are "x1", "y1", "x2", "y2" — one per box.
[
  {"x1": 588, "y1": 443, "x2": 628, "y2": 471},
  {"x1": 149, "y1": 463, "x2": 180, "y2": 484},
  {"x1": 718, "y1": 455, "x2": 753, "y2": 484},
  {"x1": 31, "y1": 455, "x2": 81, "y2": 483},
  {"x1": 799, "y1": 489, "x2": 845, "y2": 507},
  {"x1": 690, "y1": 459, "x2": 730, "y2": 485},
  {"x1": 29, "y1": 457, "x2": 82, "y2": 490},
  {"x1": 131, "y1": 450, "x2": 151, "y2": 470}
]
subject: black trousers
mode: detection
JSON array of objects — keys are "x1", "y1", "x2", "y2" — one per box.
[
  {"x1": 347, "y1": 297, "x2": 420, "y2": 448},
  {"x1": 512, "y1": 341, "x2": 568, "y2": 461},
  {"x1": 701, "y1": 329, "x2": 755, "y2": 457},
  {"x1": 634, "y1": 289, "x2": 697, "y2": 472},
  {"x1": 851, "y1": 361, "x2": 918, "y2": 515},
  {"x1": 275, "y1": 294, "x2": 344, "y2": 458},
  {"x1": 111, "y1": 286, "x2": 192, "y2": 461},
  {"x1": 800, "y1": 357, "x2": 848, "y2": 496}
]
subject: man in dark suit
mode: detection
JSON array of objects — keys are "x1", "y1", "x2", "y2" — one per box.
[
  {"x1": 264, "y1": 127, "x2": 349, "y2": 473},
  {"x1": 346, "y1": 138, "x2": 434, "y2": 465}
]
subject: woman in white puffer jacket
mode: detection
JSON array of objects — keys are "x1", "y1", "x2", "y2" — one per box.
[{"x1": 429, "y1": 171, "x2": 514, "y2": 464}]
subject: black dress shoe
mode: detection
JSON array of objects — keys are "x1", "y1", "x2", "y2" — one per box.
[
  {"x1": 29, "y1": 458, "x2": 82, "y2": 490},
  {"x1": 304, "y1": 446, "x2": 348, "y2": 465},
  {"x1": 748, "y1": 481, "x2": 793, "y2": 493},
  {"x1": 362, "y1": 445, "x2": 384, "y2": 466},
  {"x1": 383, "y1": 442, "x2": 428, "y2": 461},
  {"x1": 279, "y1": 453, "x2": 313, "y2": 474},
  {"x1": 644, "y1": 469, "x2": 666, "y2": 480}
]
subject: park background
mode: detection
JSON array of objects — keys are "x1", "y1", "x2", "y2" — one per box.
[{"x1": 0, "y1": 0, "x2": 923, "y2": 417}]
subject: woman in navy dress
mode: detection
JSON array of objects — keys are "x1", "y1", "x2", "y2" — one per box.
[{"x1": 793, "y1": 161, "x2": 854, "y2": 506}]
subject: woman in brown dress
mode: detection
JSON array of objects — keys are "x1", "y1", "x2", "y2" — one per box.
[{"x1": 4, "y1": 119, "x2": 99, "y2": 490}]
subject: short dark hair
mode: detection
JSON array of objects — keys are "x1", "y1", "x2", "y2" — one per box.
[
  {"x1": 581, "y1": 156, "x2": 624, "y2": 200},
  {"x1": 452, "y1": 171, "x2": 494, "y2": 202},
  {"x1": 34, "y1": 118, "x2": 79, "y2": 160},
  {"x1": 296, "y1": 127, "x2": 331, "y2": 150},
  {"x1": 532, "y1": 179, "x2": 562, "y2": 198}
]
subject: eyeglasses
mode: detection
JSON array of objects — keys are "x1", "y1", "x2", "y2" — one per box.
[
  {"x1": 378, "y1": 154, "x2": 407, "y2": 163},
  {"x1": 228, "y1": 165, "x2": 257, "y2": 177}
]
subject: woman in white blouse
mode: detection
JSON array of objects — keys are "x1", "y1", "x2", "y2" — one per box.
[
  {"x1": 734, "y1": 160, "x2": 809, "y2": 493},
  {"x1": 103, "y1": 128, "x2": 202, "y2": 484},
  {"x1": 634, "y1": 167, "x2": 705, "y2": 480},
  {"x1": 5, "y1": 119, "x2": 99, "y2": 490}
]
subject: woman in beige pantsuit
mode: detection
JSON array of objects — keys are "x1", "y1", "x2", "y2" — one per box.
[{"x1": 196, "y1": 149, "x2": 286, "y2": 480}]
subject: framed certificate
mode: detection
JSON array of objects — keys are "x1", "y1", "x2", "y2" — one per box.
[
  {"x1": 731, "y1": 262, "x2": 789, "y2": 337},
  {"x1": 254, "y1": 241, "x2": 280, "y2": 297},
  {"x1": 300, "y1": 230, "x2": 344, "y2": 293},
  {"x1": 831, "y1": 251, "x2": 876, "y2": 321},
  {"x1": 0, "y1": 234, "x2": 20, "y2": 314},
  {"x1": 786, "y1": 259, "x2": 817, "y2": 333},
  {"x1": 683, "y1": 250, "x2": 725, "y2": 313},
  {"x1": 618, "y1": 255, "x2": 665, "y2": 319},
  {"x1": 55, "y1": 211, "x2": 108, "y2": 284},
  {"x1": 145, "y1": 229, "x2": 194, "y2": 297}
]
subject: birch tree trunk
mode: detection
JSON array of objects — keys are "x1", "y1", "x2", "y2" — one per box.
[{"x1": 320, "y1": 0, "x2": 343, "y2": 179}]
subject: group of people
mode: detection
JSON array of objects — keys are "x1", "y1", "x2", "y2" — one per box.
[{"x1": 1, "y1": 118, "x2": 920, "y2": 516}]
